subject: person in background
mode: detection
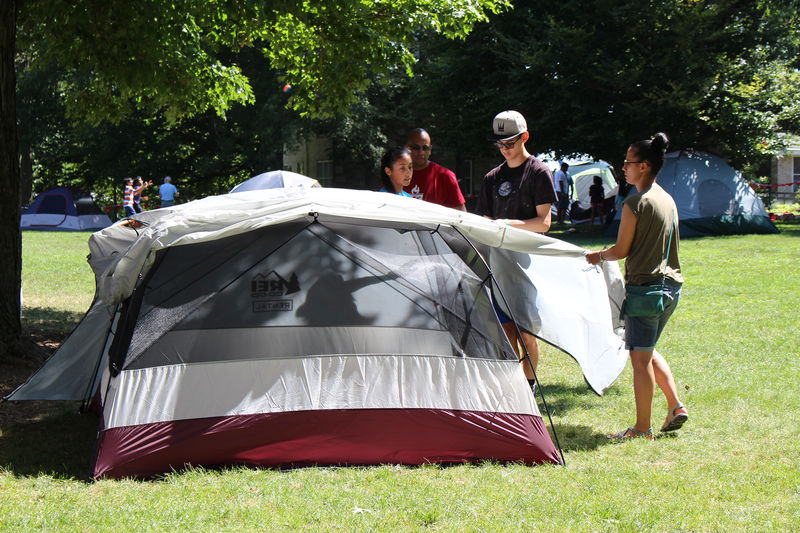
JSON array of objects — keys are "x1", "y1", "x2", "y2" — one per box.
[
  {"x1": 477, "y1": 110, "x2": 558, "y2": 387},
  {"x1": 132, "y1": 176, "x2": 152, "y2": 213},
  {"x1": 554, "y1": 162, "x2": 573, "y2": 224},
  {"x1": 159, "y1": 176, "x2": 178, "y2": 207},
  {"x1": 379, "y1": 147, "x2": 413, "y2": 196},
  {"x1": 122, "y1": 177, "x2": 136, "y2": 217},
  {"x1": 585, "y1": 132, "x2": 688, "y2": 440},
  {"x1": 404, "y1": 128, "x2": 466, "y2": 211},
  {"x1": 589, "y1": 175, "x2": 605, "y2": 225}
]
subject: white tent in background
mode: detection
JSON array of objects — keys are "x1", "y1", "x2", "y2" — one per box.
[
  {"x1": 544, "y1": 158, "x2": 619, "y2": 223},
  {"x1": 7, "y1": 188, "x2": 627, "y2": 478},
  {"x1": 569, "y1": 160, "x2": 618, "y2": 206},
  {"x1": 230, "y1": 170, "x2": 320, "y2": 193}
]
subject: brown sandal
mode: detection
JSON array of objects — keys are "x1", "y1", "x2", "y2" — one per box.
[
  {"x1": 661, "y1": 402, "x2": 689, "y2": 432},
  {"x1": 607, "y1": 427, "x2": 654, "y2": 441}
]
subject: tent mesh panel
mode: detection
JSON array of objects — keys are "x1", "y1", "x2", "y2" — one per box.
[{"x1": 119, "y1": 221, "x2": 517, "y2": 371}]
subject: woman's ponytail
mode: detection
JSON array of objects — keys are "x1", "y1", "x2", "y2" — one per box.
[{"x1": 630, "y1": 132, "x2": 670, "y2": 175}]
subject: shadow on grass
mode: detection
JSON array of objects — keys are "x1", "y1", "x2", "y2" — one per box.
[
  {"x1": 774, "y1": 222, "x2": 800, "y2": 237},
  {"x1": 550, "y1": 423, "x2": 681, "y2": 456},
  {"x1": 537, "y1": 382, "x2": 622, "y2": 453},
  {"x1": 548, "y1": 225, "x2": 610, "y2": 248},
  {"x1": 0, "y1": 407, "x2": 98, "y2": 481},
  {"x1": 538, "y1": 381, "x2": 622, "y2": 417},
  {"x1": 22, "y1": 307, "x2": 85, "y2": 343},
  {"x1": 549, "y1": 422, "x2": 611, "y2": 454}
]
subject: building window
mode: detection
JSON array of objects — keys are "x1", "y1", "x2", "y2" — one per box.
[
  {"x1": 316, "y1": 160, "x2": 333, "y2": 186},
  {"x1": 793, "y1": 157, "x2": 800, "y2": 190}
]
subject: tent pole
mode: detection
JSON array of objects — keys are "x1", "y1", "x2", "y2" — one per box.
[{"x1": 80, "y1": 303, "x2": 119, "y2": 412}]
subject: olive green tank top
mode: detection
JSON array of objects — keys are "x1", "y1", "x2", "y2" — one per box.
[{"x1": 623, "y1": 182, "x2": 683, "y2": 286}]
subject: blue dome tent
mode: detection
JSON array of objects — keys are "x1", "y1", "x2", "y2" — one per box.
[
  {"x1": 21, "y1": 187, "x2": 112, "y2": 231},
  {"x1": 606, "y1": 150, "x2": 778, "y2": 237}
]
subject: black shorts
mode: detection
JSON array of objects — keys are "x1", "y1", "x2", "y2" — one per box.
[{"x1": 557, "y1": 192, "x2": 570, "y2": 210}]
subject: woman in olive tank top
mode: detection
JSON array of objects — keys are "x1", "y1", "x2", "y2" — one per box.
[{"x1": 586, "y1": 133, "x2": 689, "y2": 440}]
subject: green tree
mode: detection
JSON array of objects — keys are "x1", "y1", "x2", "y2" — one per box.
[
  {"x1": 406, "y1": 0, "x2": 800, "y2": 168},
  {"x1": 16, "y1": 46, "x2": 301, "y2": 212},
  {"x1": 1, "y1": 0, "x2": 510, "y2": 356}
]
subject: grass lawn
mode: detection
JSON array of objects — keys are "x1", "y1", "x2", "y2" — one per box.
[{"x1": 2, "y1": 225, "x2": 799, "y2": 531}]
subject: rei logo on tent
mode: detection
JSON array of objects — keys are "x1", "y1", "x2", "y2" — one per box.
[{"x1": 251, "y1": 271, "x2": 300, "y2": 312}]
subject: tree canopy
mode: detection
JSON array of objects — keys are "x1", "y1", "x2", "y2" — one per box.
[
  {"x1": 17, "y1": 0, "x2": 511, "y2": 123},
  {"x1": 1, "y1": 0, "x2": 511, "y2": 351},
  {"x1": 16, "y1": 47, "x2": 301, "y2": 209},
  {"x1": 402, "y1": 0, "x2": 800, "y2": 169}
]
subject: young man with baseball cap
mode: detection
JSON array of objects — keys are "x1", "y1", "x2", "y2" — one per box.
[
  {"x1": 477, "y1": 110, "x2": 558, "y2": 383},
  {"x1": 404, "y1": 128, "x2": 466, "y2": 211}
]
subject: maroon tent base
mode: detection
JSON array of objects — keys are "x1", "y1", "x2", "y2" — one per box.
[{"x1": 93, "y1": 408, "x2": 561, "y2": 479}]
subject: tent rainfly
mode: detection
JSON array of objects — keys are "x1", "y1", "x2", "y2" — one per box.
[{"x1": 6, "y1": 188, "x2": 629, "y2": 479}]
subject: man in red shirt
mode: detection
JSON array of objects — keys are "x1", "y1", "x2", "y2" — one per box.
[{"x1": 403, "y1": 129, "x2": 466, "y2": 211}]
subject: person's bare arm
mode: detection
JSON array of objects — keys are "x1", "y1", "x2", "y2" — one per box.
[
  {"x1": 505, "y1": 203, "x2": 552, "y2": 233},
  {"x1": 586, "y1": 203, "x2": 637, "y2": 265}
]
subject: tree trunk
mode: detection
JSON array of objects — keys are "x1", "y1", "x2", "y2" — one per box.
[
  {"x1": 0, "y1": 0, "x2": 21, "y2": 354},
  {"x1": 19, "y1": 146, "x2": 32, "y2": 206}
]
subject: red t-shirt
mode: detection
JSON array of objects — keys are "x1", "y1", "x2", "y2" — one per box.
[{"x1": 404, "y1": 161, "x2": 465, "y2": 209}]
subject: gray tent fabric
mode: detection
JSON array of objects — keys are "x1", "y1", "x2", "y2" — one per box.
[
  {"x1": 606, "y1": 149, "x2": 778, "y2": 237},
  {"x1": 8, "y1": 299, "x2": 114, "y2": 401},
  {"x1": 491, "y1": 247, "x2": 626, "y2": 379},
  {"x1": 113, "y1": 220, "x2": 513, "y2": 375}
]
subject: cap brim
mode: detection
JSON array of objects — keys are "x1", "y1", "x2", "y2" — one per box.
[{"x1": 486, "y1": 130, "x2": 526, "y2": 142}]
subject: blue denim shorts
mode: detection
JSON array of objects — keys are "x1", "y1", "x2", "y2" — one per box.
[
  {"x1": 624, "y1": 280, "x2": 681, "y2": 351},
  {"x1": 492, "y1": 299, "x2": 512, "y2": 324}
]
